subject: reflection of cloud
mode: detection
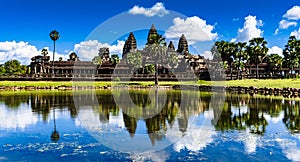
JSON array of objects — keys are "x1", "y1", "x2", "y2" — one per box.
[
  {"x1": 130, "y1": 151, "x2": 169, "y2": 162},
  {"x1": 264, "y1": 112, "x2": 284, "y2": 124},
  {"x1": 0, "y1": 105, "x2": 38, "y2": 130},
  {"x1": 276, "y1": 138, "x2": 300, "y2": 161},
  {"x1": 109, "y1": 113, "x2": 125, "y2": 128},
  {"x1": 173, "y1": 110, "x2": 216, "y2": 152},
  {"x1": 75, "y1": 108, "x2": 102, "y2": 129},
  {"x1": 243, "y1": 130, "x2": 258, "y2": 154}
]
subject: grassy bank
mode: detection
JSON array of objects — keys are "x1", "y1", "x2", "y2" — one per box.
[{"x1": 0, "y1": 79, "x2": 300, "y2": 89}]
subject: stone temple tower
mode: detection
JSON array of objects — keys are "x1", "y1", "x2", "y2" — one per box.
[
  {"x1": 177, "y1": 34, "x2": 189, "y2": 55},
  {"x1": 122, "y1": 32, "x2": 137, "y2": 57},
  {"x1": 146, "y1": 24, "x2": 158, "y2": 45},
  {"x1": 167, "y1": 41, "x2": 175, "y2": 51}
]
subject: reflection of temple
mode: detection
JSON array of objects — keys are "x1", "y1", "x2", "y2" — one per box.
[
  {"x1": 6, "y1": 90, "x2": 300, "y2": 144},
  {"x1": 28, "y1": 24, "x2": 209, "y2": 80}
]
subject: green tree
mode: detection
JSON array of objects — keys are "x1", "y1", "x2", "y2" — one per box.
[
  {"x1": 144, "y1": 64, "x2": 155, "y2": 74},
  {"x1": 126, "y1": 51, "x2": 142, "y2": 74},
  {"x1": 168, "y1": 53, "x2": 178, "y2": 71},
  {"x1": 267, "y1": 53, "x2": 283, "y2": 76},
  {"x1": 246, "y1": 37, "x2": 269, "y2": 79},
  {"x1": 111, "y1": 54, "x2": 120, "y2": 65},
  {"x1": 283, "y1": 36, "x2": 300, "y2": 77},
  {"x1": 0, "y1": 64, "x2": 5, "y2": 75},
  {"x1": 41, "y1": 48, "x2": 48, "y2": 56},
  {"x1": 4, "y1": 60, "x2": 26, "y2": 75},
  {"x1": 144, "y1": 34, "x2": 167, "y2": 86},
  {"x1": 214, "y1": 41, "x2": 236, "y2": 79},
  {"x1": 234, "y1": 42, "x2": 247, "y2": 79},
  {"x1": 92, "y1": 56, "x2": 102, "y2": 65}
]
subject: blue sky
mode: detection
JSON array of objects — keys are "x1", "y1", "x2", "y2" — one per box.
[{"x1": 1, "y1": 0, "x2": 300, "y2": 64}]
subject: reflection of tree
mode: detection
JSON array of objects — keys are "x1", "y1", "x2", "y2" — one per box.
[
  {"x1": 282, "y1": 101, "x2": 300, "y2": 133},
  {"x1": 214, "y1": 95, "x2": 269, "y2": 135},
  {"x1": 0, "y1": 95, "x2": 30, "y2": 109},
  {"x1": 123, "y1": 113, "x2": 137, "y2": 137}
]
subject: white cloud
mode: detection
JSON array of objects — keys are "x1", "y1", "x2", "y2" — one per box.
[
  {"x1": 283, "y1": 6, "x2": 300, "y2": 20},
  {"x1": 128, "y1": 2, "x2": 169, "y2": 17},
  {"x1": 279, "y1": 20, "x2": 297, "y2": 29},
  {"x1": 74, "y1": 40, "x2": 125, "y2": 61},
  {"x1": 290, "y1": 28, "x2": 300, "y2": 39},
  {"x1": 202, "y1": 50, "x2": 213, "y2": 60},
  {"x1": 165, "y1": 16, "x2": 218, "y2": 44},
  {"x1": 268, "y1": 46, "x2": 283, "y2": 57},
  {"x1": 0, "y1": 41, "x2": 68, "y2": 65},
  {"x1": 274, "y1": 20, "x2": 297, "y2": 35},
  {"x1": 231, "y1": 15, "x2": 263, "y2": 42}
]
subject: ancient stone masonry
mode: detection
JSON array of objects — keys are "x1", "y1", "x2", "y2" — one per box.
[
  {"x1": 146, "y1": 24, "x2": 159, "y2": 45},
  {"x1": 28, "y1": 24, "x2": 209, "y2": 80},
  {"x1": 177, "y1": 34, "x2": 189, "y2": 55},
  {"x1": 122, "y1": 32, "x2": 137, "y2": 57},
  {"x1": 167, "y1": 41, "x2": 175, "y2": 51}
]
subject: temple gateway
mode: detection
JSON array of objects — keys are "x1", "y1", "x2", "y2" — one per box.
[{"x1": 29, "y1": 24, "x2": 210, "y2": 80}]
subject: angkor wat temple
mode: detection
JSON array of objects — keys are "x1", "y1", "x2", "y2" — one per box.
[{"x1": 29, "y1": 24, "x2": 209, "y2": 81}]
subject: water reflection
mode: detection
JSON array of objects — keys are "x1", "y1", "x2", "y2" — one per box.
[
  {"x1": 1, "y1": 90, "x2": 300, "y2": 160},
  {"x1": 1, "y1": 91, "x2": 300, "y2": 135}
]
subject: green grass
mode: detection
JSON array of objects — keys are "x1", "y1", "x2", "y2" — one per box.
[
  {"x1": 0, "y1": 79, "x2": 300, "y2": 89},
  {"x1": 224, "y1": 79, "x2": 300, "y2": 88}
]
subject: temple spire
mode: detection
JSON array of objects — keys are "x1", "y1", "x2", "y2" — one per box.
[
  {"x1": 177, "y1": 34, "x2": 189, "y2": 55},
  {"x1": 167, "y1": 41, "x2": 175, "y2": 51},
  {"x1": 147, "y1": 24, "x2": 158, "y2": 45},
  {"x1": 122, "y1": 32, "x2": 137, "y2": 57}
]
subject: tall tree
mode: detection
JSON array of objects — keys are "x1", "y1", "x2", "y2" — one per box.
[
  {"x1": 246, "y1": 37, "x2": 269, "y2": 79},
  {"x1": 215, "y1": 41, "x2": 236, "y2": 79},
  {"x1": 283, "y1": 36, "x2": 300, "y2": 77},
  {"x1": 267, "y1": 53, "x2": 283, "y2": 76},
  {"x1": 234, "y1": 42, "x2": 247, "y2": 79},
  {"x1": 144, "y1": 31, "x2": 167, "y2": 86}
]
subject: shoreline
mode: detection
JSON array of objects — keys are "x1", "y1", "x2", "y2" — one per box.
[{"x1": 1, "y1": 84, "x2": 299, "y2": 98}]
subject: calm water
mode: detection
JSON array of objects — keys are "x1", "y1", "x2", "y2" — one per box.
[{"x1": 0, "y1": 89, "x2": 300, "y2": 161}]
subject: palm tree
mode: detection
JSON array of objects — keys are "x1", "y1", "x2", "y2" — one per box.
[
  {"x1": 41, "y1": 48, "x2": 48, "y2": 56},
  {"x1": 234, "y1": 42, "x2": 247, "y2": 79},
  {"x1": 283, "y1": 36, "x2": 299, "y2": 77},
  {"x1": 246, "y1": 37, "x2": 268, "y2": 79},
  {"x1": 49, "y1": 30, "x2": 60, "y2": 75},
  {"x1": 267, "y1": 53, "x2": 283, "y2": 76},
  {"x1": 215, "y1": 41, "x2": 236, "y2": 79},
  {"x1": 144, "y1": 33, "x2": 167, "y2": 86}
]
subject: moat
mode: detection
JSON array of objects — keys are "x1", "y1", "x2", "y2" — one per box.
[{"x1": 0, "y1": 90, "x2": 300, "y2": 161}]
